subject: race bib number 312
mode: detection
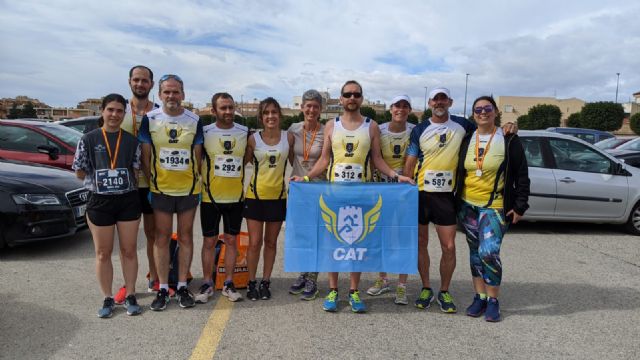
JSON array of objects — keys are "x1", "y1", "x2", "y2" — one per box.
[{"x1": 333, "y1": 163, "x2": 363, "y2": 182}]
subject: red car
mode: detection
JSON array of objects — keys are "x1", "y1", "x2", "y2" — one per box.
[{"x1": 0, "y1": 119, "x2": 83, "y2": 170}]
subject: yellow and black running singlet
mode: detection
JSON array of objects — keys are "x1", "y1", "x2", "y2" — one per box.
[
  {"x1": 122, "y1": 101, "x2": 159, "y2": 188},
  {"x1": 202, "y1": 122, "x2": 248, "y2": 203},
  {"x1": 463, "y1": 128, "x2": 505, "y2": 208},
  {"x1": 377, "y1": 122, "x2": 415, "y2": 182},
  {"x1": 246, "y1": 130, "x2": 289, "y2": 200},
  {"x1": 329, "y1": 117, "x2": 372, "y2": 182}
]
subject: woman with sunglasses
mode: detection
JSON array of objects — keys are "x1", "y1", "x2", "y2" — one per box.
[
  {"x1": 72, "y1": 93, "x2": 142, "y2": 318},
  {"x1": 454, "y1": 96, "x2": 530, "y2": 322},
  {"x1": 287, "y1": 89, "x2": 326, "y2": 300},
  {"x1": 243, "y1": 97, "x2": 294, "y2": 301}
]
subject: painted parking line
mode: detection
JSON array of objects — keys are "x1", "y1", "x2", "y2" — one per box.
[{"x1": 189, "y1": 297, "x2": 234, "y2": 360}]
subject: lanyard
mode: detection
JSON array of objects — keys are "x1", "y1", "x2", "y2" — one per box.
[
  {"x1": 101, "y1": 128, "x2": 122, "y2": 170},
  {"x1": 302, "y1": 122, "x2": 319, "y2": 161},
  {"x1": 474, "y1": 127, "x2": 497, "y2": 176},
  {"x1": 129, "y1": 100, "x2": 152, "y2": 136}
]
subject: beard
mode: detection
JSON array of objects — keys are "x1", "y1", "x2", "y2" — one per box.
[
  {"x1": 131, "y1": 88, "x2": 150, "y2": 100},
  {"x1": 433, "y1": 108, "x2": 447, "y2": 117}
]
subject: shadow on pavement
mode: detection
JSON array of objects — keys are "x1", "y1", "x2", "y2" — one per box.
[{"x1": 507, "y1": 221, "x2": 631, "y2": 236}]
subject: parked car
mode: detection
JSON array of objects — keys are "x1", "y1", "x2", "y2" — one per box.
[
  {"x1": 57, "y1": 116, "x2": 100, "y2": 134},
  {"x1": 0, "y1": 119, "x2": 82, "y2": 170},
  {"x1": 545, "y1": 127, "x2": 614, "y2": 144},
  {"x1": 608, "y1": 137, "x2": 640, "y2": 153},
  {"x1": 594, "y1": 136, "x2": 635, "y2": 150},
  {"x1": 0, "y1": 159, "x2": 89, "y2": 248},
  {"x1": 520, "y1": 130, "x2": 640, "y2": 235},
  {"x1": 612, "y1": 150, "x2": 640, "y2": 169}
]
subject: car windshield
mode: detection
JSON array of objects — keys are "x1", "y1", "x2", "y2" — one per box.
[
  {"x1": 595, "y1": 137, "x2": 626, "y2": 150},
  {"x1": 37, "y1": 123, "x2": 82, "y2": 148},
  {"x1": 616, "y1": 138, "x2": 640, "y2": 152}
]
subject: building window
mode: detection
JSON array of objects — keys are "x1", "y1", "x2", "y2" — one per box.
[{"x1": 504, "y1": 105, "x2": 513, "y2": 113}]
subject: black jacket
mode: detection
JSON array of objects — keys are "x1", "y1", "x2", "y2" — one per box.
[{"x1": 454, "y1": 132, "x2": 530, "y2": 216}]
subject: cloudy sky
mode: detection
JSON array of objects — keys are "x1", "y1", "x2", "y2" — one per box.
[{"x1": 1, "y1": 0, "x2": 638, "y2": 114}]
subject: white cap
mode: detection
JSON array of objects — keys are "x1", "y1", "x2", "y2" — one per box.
[
  {"x1": 428, "y1": 87, "x2": 451, "y2": 100},
  {"x1": 391, "y1": 95, "x2": 412, "y2": 108}
]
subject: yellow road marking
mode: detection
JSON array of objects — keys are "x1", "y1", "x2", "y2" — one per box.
[{"x1": 189, "y1": 297, "x2": 234, "y2": 360}]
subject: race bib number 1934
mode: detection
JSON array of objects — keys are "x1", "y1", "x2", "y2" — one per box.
[{"x1": 159, "y1": 148, "x2": 190, "y2": 171}]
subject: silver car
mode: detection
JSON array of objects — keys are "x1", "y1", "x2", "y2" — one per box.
[{"x1": 519, "y1": 130, "x2": 640, "y2": 235}]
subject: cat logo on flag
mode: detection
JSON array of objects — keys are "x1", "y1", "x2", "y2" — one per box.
[{"x1": 319, "y1": 194, "x2": 382, "y2": 245}]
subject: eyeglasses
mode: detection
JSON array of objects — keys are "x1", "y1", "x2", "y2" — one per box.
[
  {"x1": 473, "y1": 105, "x2": 494, "y2": 114},
  {"x1": 342, "y1": 92, "x2": 362, "y2": 99},
  {"x1": 159, "y1": 74, "x2": 183, "y2": 85}
]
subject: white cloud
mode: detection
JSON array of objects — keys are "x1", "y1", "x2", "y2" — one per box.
[{"x1": 1, "y1": 0, "x2": 639, "y2": 113}]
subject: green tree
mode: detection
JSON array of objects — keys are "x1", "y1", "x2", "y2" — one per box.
[
  {"x1": 7, "y1": 103, "x2": 20, "y2": 119},
  {"x1": 407, "y1": 113, "x2": 419, "y2": 125},
  {"x1": 566, "y1": 112, "x2": 582, "y2": 128},
  {"x1": 199, "y1": 114, "x2": 214, "y2": 126},
  {"x1": 377, "y1": 110, "x2": 391, "y2": 125},
  {"x1": 579, "y1": 102, "x2": 624, "y2": 131},
  {"x1": 360, "y1": 106, "x2": 377, "y2": 120},
  {"x1": 20, "y1": 102, "x2": 37, "y2": 118},
  {"x1": 244, "y1": 116, "x2": 258, "y2": 130},
  {"x1": 526, "y1": 104, "x2": 562, "y2": 129},
  {"x1": 281, "y1": 114, "x2": 300, "y2": 130},
  {"x1": 516, "y1": 114, "x2": 531, "y2": 129},
  {"x1": 421, "y1": 108, "x2": 432, "y2": 121},
  {"x1": 630, "y1": 113, "x2": 640, "y2": 135}
]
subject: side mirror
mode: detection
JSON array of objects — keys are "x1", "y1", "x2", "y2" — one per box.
[
  {"x1": 613, "y1": 161, "x2": 631, "y2": 176},
  {"x1": 37, "y1": 145, "x2": 59, "y2": 160}
]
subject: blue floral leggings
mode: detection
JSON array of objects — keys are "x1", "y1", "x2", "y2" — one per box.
[{"x1": 458, "y1": 201, "x2": 509, "y2": 286}]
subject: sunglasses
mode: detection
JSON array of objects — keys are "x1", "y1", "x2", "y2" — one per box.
[
  {"x1": 473, "y1": 105, "x2": 494, "y2": 114},
  {"x1": 159, "y1": 74, "x2": 183, "y2": 85},
  {"x1": 342, "y1": 92, "x2": 362, "y2": 99}
]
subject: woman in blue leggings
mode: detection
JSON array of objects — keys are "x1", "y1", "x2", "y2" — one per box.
[{"x1": 454, "y1": 96, "x2": 530, "y2": 322}]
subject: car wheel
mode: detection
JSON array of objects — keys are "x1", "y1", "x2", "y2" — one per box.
[{"x1": 625, "y1": 201, "x2": 640, "y2": 235}]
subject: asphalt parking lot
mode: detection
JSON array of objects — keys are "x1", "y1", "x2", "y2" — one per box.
[{"x1": 1, "y1": 219, "x2": 639, "y2": 360}]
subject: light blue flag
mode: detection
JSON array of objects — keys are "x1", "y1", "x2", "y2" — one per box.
[{"x1": 285, "y1": 182, "x2": 418, "y2": 273}]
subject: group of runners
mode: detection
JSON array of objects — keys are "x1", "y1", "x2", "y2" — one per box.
[{"x1": 74, "y1": 64, "x2": 529, "y2": 322}]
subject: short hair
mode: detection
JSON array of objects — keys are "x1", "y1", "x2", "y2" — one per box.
[
  {"x1": 158, "y1": 74, "x2": 184, "y2": 92},
  {"x1": 301, "y1": 89, "x2": 323, "y2": 106},
  {"x1": 98, "y1": 93, "x2": 127, "y2": 127},
  {"x1": 129, "y1": 65, "x2": 153, "y2": 81},
  {"x1": 257, "y1": 97, "x2": 282, "y2": 124},
  {"x1": 472, "y1": 95, "x2": 497, "y2": 110},
  {"x1": 211, "y1": 92, "x2": 235, "y2": 111},
  {"x1": 341, "y1": 80, "x2": 362, "y2": 95}
]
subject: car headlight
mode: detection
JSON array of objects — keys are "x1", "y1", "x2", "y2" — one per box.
[{"x1": 12, "y1": 194, "x2": 62, "y2": 205}]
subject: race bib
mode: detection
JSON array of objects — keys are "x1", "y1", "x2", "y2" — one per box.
[
  {"x1": 95, "y1": 168, "x2": 130, "y2": 194},
  {"x1": 159, "y1": 148, "x2": 190, "y2": 171},
  {"x1": 424, "y1": 170, "x2": 453, "y2": 192},
  {"x1": 214, "y1": 155, "x2": 242, "y2": 177},
  {"x1": 334, "y1": 163, "x2": 363, "y2": 182},
  {"x1": 379, "y1": 168, "x2": 403, "y2": 183}
]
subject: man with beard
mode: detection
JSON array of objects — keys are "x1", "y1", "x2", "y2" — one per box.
[
  {"x1": 114, "y1": 65, "x2": 165, "y2": 305},
  {"x1": 139, "y1": 74, "x2": 204, "y2": 310},
  {"x1": 293, "y1": 80, "x2": 414, "y2": 313}
]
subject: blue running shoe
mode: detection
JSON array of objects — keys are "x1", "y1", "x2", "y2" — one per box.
[
  {"x1": 301, "y1": 278, "x2": 318, "y2": 301},
  {"x1": 466, "y1": 294, "x2": 487, "y2": 317},
  {"x1": 437, "y1": 291, "x2": 457, "y2": 313},
  {"x1": 414, "y1": 287, "x2": 434, "y2": 309},
  {"x1": 289, "y1": 274, "x2": 307, "y2": 295},
  {"x1": 98, "y1": 297, "x2": 115, "y2": 318},
  {"x1": 322, "y1": 290, "x2": 338, "y2": 312},
  {"x1": 125, "y1": 295, "x2": 142, "y2": 316},
  {"x1": 349, "y1": 291, "x2": 367, "y2": 313},
  {"x1": 485, "y1": 297, "x2": 501, "y2": 322}
]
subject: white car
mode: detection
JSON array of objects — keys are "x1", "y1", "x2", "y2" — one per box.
[{"x1": 519, "y1": 130, "x2": 640, "y2": 235}]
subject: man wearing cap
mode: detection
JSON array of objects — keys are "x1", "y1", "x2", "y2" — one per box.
[
  {"x1": 405, "y1": 87, "x2": 515, "y2": 314},
  {"x1": 366, "y1": 95, "x2": 415, "y2": 305}
]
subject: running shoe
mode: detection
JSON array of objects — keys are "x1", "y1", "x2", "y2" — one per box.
[
  {"x1": 322, "y1": 290, "x2": 338, "y2": 312},
  {"x1": 114, "y1": 286, "x2": 127, "y2": 305},
  {"x1": 222, "y1": 281, "x2": 243, "y2": 302},
  {"x1": 349, "y1": 290, "x2": 367, "y2": 313},
  {"x1": 289, "y1": 274, "x2": 307, "y2": 295},
  {"x1": 437, "y1": 291, "x2": 458, "y2": 313},
  {"x1": 124, "y1": 295, "x2": 142, "y2": 316},
  {"x1": 485, "y1": 297, "x2": 501, "y2": 322},
  {"x1": 394, "y1": 285, "x2": 409, "y2": 305},
  {"x1": 366, "y1": 278, "x2": 391, "y2": 296},
  {"x1": 300, "y1": 278, "x2": 318, "y2": 301},
  {"x1": 147, "y1": 280, "x2": 175, "y2": 297},
  {"x1": 414, "y1": 287, "x2": 434, "y2": 309},
  {"x1": 150, "y1": 288, "x2": 170, "y2": 311},
  {"x1": 247, "y1": 280, "x2": 259, "y2": 301},
  {"x1": 466, "y1": 294, "x2": 487, "y2": 317},
  {"x1": 98, "y1": 297, "x2": 115, "y2": 318},
  {"x1": 195, "y1": 283, "x2": 214, "y2": 304},
  {"x1": 259, "y1": 280, "x2": 271, "y2": 300},
  {"x1": 177, "y1": 286, "x2": 196, "y2": 308}
]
